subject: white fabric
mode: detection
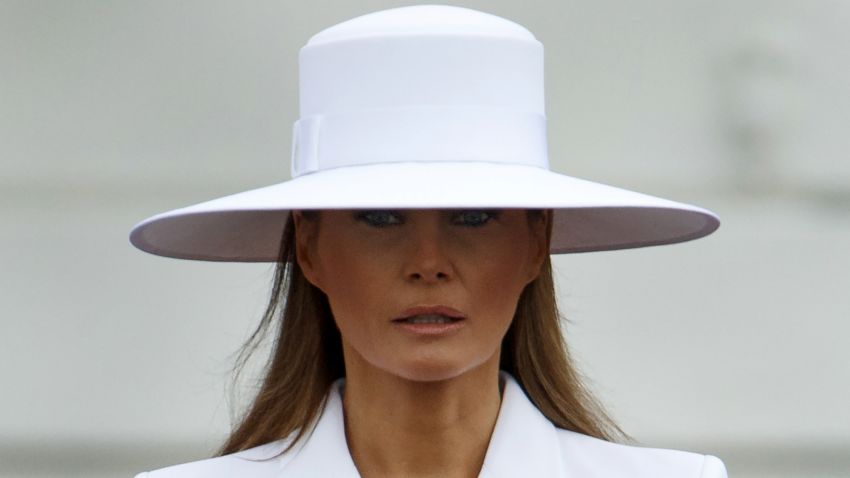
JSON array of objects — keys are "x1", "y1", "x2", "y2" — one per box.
[
  {"x1": 297, "y1": 11, "x2": 544, "y2": 117},
  {"x1": 291, "y1": 107, "x2": 549, "y2": 177},
  {"x1": 293, "y1": 9, "x2": 546, "y2": 177},
  {"x1": 303, "y1": 5, "x2": 537, "y2": 47},
  {"x1": 128, "y1": 161, "x2": 720, "y2": 261},
  {"x1": 128, "y1": 4, "x2": 722, "y2": 262},
  {"x1": 135, "y1": 371, "x2": 727, "y2": 477}
]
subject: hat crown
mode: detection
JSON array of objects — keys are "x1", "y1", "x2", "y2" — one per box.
[
  {"x1": 291, "y1": 5, "x2": 547, "y2": 177},
  {"x1": 306, "y1": 5, "x2": 537, "y2": 45}
]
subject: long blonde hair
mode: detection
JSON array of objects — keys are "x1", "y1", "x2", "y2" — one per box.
[{"x1": 216, "y1": 209, "x2": 626, "y2": 456}]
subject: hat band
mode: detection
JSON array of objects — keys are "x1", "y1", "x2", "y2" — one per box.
[{"x1": 290, "y1": 106, "x2": 548, "y2": 177}]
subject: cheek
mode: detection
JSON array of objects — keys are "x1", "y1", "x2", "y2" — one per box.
[
  {"x1": 467, "y1": 243, "x2": 534, "y2": 328},
  {"x1": 319, "y1": 253, "x2": 370, "y2": 303},
  {"x1": 478, "y1": 262, "x2": 530, "y2": 311},
  {"x1": 480, "y1": 229, "x2": 536, "y2": 284},
  {"x1": 314, "y1": 227, "x2": 387, "y2": 292},
  {"x1": 315, "y1": 245, "x2": 392, "y2": 335}
]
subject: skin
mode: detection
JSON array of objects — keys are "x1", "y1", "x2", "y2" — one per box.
[{"x1": 293, "y1": 208, "x2": 550, "y2": 478}]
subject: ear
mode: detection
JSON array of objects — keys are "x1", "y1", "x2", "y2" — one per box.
[
  {"x1": 525, "y1": 209, "x2": 552, "y2": 284},
  {"x1": 292, "y1": 211, "x2": 323, "y2": 290}
]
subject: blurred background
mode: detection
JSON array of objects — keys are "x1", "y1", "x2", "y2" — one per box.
[{"x1": 1, "y1": 1, "x2": 848, "y2": 477}]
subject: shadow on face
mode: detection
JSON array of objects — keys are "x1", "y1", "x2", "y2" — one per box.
[{"x1": 289, "y1": 208, "x2": 551, "y2": 382}]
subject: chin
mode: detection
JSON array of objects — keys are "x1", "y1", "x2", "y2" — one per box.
[{"x1": 387, "y1": 354, "x2": 489, "y2": 383}]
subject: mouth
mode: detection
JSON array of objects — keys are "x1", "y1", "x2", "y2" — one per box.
[
  {"x1": 392, "y1": 314, "x2": 464, "y2": 324},
  {"x1": 392, "y1": 305, "x2": 466, "y2": 324}
]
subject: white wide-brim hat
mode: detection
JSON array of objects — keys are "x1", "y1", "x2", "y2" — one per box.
[{"x1": 129, "y1": 4, "x2": 720, "y2": 262}]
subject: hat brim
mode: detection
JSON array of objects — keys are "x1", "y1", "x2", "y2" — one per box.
[{"x1": 129, "y1": 162, "x2": 720, "y2": 261}]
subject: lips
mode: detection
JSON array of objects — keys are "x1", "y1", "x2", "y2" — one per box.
[{"x1": 393, "y1": 305, "x2": 466, "y2": 322}]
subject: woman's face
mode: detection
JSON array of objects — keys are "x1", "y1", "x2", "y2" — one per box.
[{"x1": 293, "y1": 208, "x2": 550, "y2": 382}]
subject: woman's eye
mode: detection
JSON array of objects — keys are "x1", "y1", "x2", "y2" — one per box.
[
  {"x1": 355, "y1": 210, "x2": 402, "y2": 227},
  {"x1": 453, "y1": 210, "x2": 498, "y2": 227}
]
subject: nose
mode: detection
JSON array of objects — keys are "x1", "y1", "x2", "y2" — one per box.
[{"x1": 404, "y1": 213, "x2": 454, "y2": 283}]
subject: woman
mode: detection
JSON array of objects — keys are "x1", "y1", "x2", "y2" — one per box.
[{"x1": 130, "y1": 5, "x2": 727, "y2": 477}]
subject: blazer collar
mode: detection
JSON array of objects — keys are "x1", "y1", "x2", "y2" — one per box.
[
  {"x1": 478, "y1": 371, "x2": 565, "y2": 478},
  {"x1": 280, "y1": 371, "x2": 565, "y2": 477}
]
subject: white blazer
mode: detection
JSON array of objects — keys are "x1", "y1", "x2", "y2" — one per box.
[{"x1": 135, "y1": 372, "x2": 727, "y2": 477}]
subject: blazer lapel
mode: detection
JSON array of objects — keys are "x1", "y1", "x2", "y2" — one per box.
[
  {"x1": 279, "y1": 371, "x2": 565, "y2": 477},
  {"x1": 477, "y1": 371, "x2": 566, "y2": 478},
  {"x1": 279, "y1": 378, "x2": 361, "y2": 476}
]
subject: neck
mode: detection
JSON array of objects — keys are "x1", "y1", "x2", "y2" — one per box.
[{"x1": 340, "y1": 352, "x2": 504, "y2": 478}]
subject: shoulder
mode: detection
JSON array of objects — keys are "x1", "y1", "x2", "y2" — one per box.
[
  {"x1": 554, "y1": 428, "x2": 728, "y2": 478},
  {"x1": 133, "y1": 438, "x2": 295, "y2": 478}
]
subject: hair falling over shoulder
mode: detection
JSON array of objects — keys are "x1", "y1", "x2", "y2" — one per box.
[{"x1": 215, "y1": 210, "x2": 627, "y2": 457}]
